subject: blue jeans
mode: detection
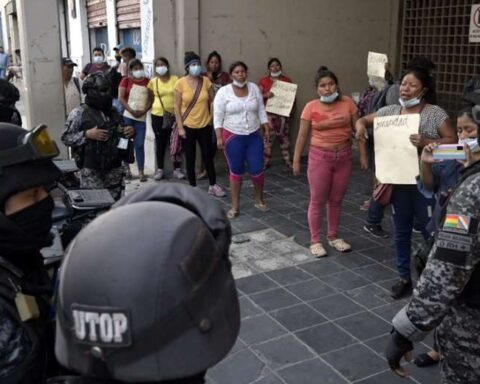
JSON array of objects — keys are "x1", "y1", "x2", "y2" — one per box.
[
  {"x1": 0, "y1": 68, "x2": 6, "y2": 79},
  {"x1": 366, "y1": 198, "x2": 385, "y2": 226},
  {"x1": 124, "y1": 117, "x2": 146, "y2": 172},
  {"x1": 391, "y1": 185, "x2": 434, "y2": 279}
]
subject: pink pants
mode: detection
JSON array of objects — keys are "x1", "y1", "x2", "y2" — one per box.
[{"x1": 307, "y1": 146, "x2": 352, "y2": 243}]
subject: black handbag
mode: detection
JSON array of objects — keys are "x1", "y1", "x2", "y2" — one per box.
[{"x1": 156, "y1": 78, "x2": 175, "y2": 129}]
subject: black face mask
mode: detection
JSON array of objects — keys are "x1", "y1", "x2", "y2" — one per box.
[
  {"x1": 85, "y1": 90, "x2": 113, "y2": 112},
  {"x1": 7, "y1": 195, "x2": 54, "y2": 246}
]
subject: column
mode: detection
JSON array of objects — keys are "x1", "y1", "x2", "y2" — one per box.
[{"x1": 16, "y1": 0, "x2": 67, "y2": 156}]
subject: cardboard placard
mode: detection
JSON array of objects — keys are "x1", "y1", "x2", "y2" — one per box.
[
  {"x1": 374, "y1": 114, "x2": 420, "y2": 185},
  {"x1": 265, "y1": 80, "x2": 298, "y2": 117},
  {"x1": 367, "y1": 51, "x2": 388, "y2": 78}
]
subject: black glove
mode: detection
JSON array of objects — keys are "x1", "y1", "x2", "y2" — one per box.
[{"x1": 385, "y1": 328, "x2": 413, "y2": 377}]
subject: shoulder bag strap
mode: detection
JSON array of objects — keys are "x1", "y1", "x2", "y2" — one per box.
[
  {"x1": 155, "y1": 78, "x2": 167, "y2": 112},
  {"x1": 180, "y1": 76, "x2": 204, "y2": 123}
]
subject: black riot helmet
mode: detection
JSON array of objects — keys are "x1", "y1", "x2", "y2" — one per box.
[
  {"x1": 83, "y1": 73, "x2": 113, "y2": 112},
  {"x1": 0, "y1": 123, "x2": 61, "y2": 208},
  {"x1": 0, "y1": 78, "x2": 20, "y2": 105},
  {"x1": 55, "y1": 184, "x2": 240, "y2": 382},
  {"x1": 82, "y1": 72, "x2": 111, "y2": 94}
]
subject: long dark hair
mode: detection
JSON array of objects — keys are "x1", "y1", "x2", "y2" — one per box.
[{"x1": 401, "y1": 56, "x2": 437, "y2": 104}]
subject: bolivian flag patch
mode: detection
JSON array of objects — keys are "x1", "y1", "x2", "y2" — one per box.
[{"x1": 443, "y1": 214, "x2": 471, "y2": 234}]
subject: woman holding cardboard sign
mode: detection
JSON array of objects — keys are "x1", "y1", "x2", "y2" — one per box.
[
  {"x1": 259, "y1": 58, "x2": 294, "y2": 170},
  {"x1": 119, "y1": 59, "x2": 153, "y2": 182},
  {"x1": 293, "y1": 66, "x2": 358, "y2": 258},
  {"x1": 355, "y1": 57, "x2": 456, "y2": 300}
]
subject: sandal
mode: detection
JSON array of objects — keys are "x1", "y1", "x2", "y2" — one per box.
[
  {"x1": 310, "y1": 243, "x2": 327, "y2": 258},
  {"x1": 254, "y1": 202, "x2": 270, "y2": 212},
  {"x1": 328, "y1": 238, "x2": 352, "y2": 252},
  {"x1": 414, "y1": 352, "x2": 440, "y2": 367},
  {"x1": 227, "y1": 208, "x2": 239, "y2": 219}
]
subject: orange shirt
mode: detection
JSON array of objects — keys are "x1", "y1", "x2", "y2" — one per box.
[{"x1": 301, "y1": 96, "x2": 357, "y2": 148}]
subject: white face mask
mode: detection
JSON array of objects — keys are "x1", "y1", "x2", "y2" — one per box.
[
  {"x1": 459, "y1": 137, "x2": 480, "y2": 153},
  {"x1": 132, "y1": 69, "x2": 145, "y2": 79},
  {"x1": 93, "y1": 55, "x2": 104, "y2": 64},
  {"x1": 155, "y1": 66, "x2": 168, "y2": 76},
  {"x1": 233, "y1": 80, "x2": 247, "y2": 88},
  {"x1": 270, "y1": 71, "x2": 282, "y2": 78}
]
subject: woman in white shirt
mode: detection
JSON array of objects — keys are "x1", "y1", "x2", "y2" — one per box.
[{"x1": 214, "y1": 61, "x2": 271, "y2": 219}]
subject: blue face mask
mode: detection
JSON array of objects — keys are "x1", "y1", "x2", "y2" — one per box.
[
  {"x1": 189, "y1": 65, "x2": 202, "y2": 77},
  {"x1": 459, "y1": 137, "x2": 480, "y2": 153},
  {"x1": 320, "y1": 91, "x2": 339, "y2": 104},
  {"x1": 399, "y1": 96, "x2": 422, "y2": 108}
]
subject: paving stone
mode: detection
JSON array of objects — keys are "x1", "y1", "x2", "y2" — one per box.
[
  {"x1": 295, "y1": 322, "x2": 357, "y2": 354},
  {"x1": 239, "y1": 296, "x2": 264, "y2": 319},
  {"x1": 236, "y1": 274, "x2": 279, "y2": 295},
  {"x1": 247, "y1": 228, "x2": 285, "y2": 243},
  {"x1": 309, "y1": 294, "x2": 364, "y2": 320},
  {"x1": 353, "y1": 264, "x2": 398, "y2": 282},
  {"x1": 285, "y1": 278, "x2": 337, "y2": 301},
  {"x1": 322, "y1": 343, "x2": 387, "y2": 382},
  {"x1": 250, "y1": 288, "x2": 301, "y2": 312},
  {"x1": 250, "y1": 255, "x2": 298, "y2": 272},
  {"x1": 320, "y1": 270, "x2": 371, "y2": 291},
  {"x1": 372, "y1": 301, "x2": 409, "y2": 322},
  {"x1": 336, "y1": 235, "x2": 381, "y2": 253},
  {"x1": 355, "y1": 370, "x2": 416, "y2": 383},
  {"x1": 232, "y1": 262, "x2": 261, "y2": 279},
  {"x1": 251, "y1": 373, "x2": 285, "y2": 384},
  {"x1": 407, "y1": 363, "x2": 441, "y2": 384},
  {"x1": 230, "y1": 242, "x2": 269, "y2": 262},
  {"x1": 239, "y1": 314, "x2": 287, "y2": 345},
  {"x1": 270, "y1": 303, "x2": 327, "y2": 332},
  {"x1": 360, "y1": 246, "x2": 396, "y2": 263},
  {"x1": 345, "y1": 284, "x2": 392, "y2": 309},
  {"x1": 252, "y1": 335, "x2": 315, "y2": 370},
  {"x1": 207, "y1": 349, "x2": 266, "y2": 384},
  {"x1": 298, "y1": 259, "x2": 346, "y2": 277},
  {"x1": 266, "y1": 266, "x2": 312, "y2": 285},
  {"x1": 329, "y1": 251, "x2": 377, "y2": 269},
  {"x1": 334, "y1": 311, "x2": 391, "y2": 341},
  {"x1": 364, "y1": 334, "x2": 390, "y2": 358},
  {"x1": 277, "y1": 358, "x2": 349, "y2": 384}
]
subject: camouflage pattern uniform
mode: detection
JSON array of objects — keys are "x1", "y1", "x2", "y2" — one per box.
[
  {"x1": 392, "y1": 171, "x2": 480, "y2": 384},
  {"x1": 62, "y1": 105, "x2": 125, "y2": 201}
]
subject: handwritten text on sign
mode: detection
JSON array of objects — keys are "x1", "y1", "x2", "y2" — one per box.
[
  {"x1": 374, "y1": 114, "x2": 420, "y2": 185},
  {"x1": 469, "y1": 4, "x2": 480, "y2": 43},
  {"x1": 367, "y1": 52, "x2": 388, "y2": 78},
  {"x1": 266, "y1": 81, "x2": 298, "y2": 117}
]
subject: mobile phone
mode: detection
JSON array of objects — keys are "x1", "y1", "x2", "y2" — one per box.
[{"x1": 432, "y1": 144, "x2": 466, "y2": 160}]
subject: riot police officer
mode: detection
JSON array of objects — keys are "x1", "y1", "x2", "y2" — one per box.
[
  {"x1": 51, "y1": 184, "x2": 240, "y2": 384},
  {"x1": 0, "y1": 123, "x2": 62, "y2": 383},
  {"x1": 61, "y1": 73, "x2": 135, "y2": 201},
  {"x1": 386, "y1": 105, "x2": 480, "y2": 383}
]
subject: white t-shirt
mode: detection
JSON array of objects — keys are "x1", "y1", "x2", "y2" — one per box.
[{"x1": 213, "y1": 82, "x2": 268, "y2": 135}]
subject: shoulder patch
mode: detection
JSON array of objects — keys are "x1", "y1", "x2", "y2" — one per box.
[{"x1": 443, "y1": 214, "x2": 471, "y2": 234}]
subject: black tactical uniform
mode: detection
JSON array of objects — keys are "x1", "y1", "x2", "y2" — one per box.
[
  {"x1": 0, "y1": 123, "x2": 62, "y2": 383},
  {"x1": 61, "y1": 73, "x2": 134, "y2": 201}
]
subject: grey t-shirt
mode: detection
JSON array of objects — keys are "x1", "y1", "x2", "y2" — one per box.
[{"x1": 376, "y1": 104, "x2": 449, "y2": 139}]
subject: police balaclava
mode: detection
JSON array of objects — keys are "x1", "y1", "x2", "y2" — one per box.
[
  {"x1": 83, "y1": 73, "x2": 113, "y2": 113},
  {"x1": 0, "y1": 124, "x2": 60, "y2": 262},
  {"x1": 56, "y1": 184, "x2": 240, "y2": 382}
]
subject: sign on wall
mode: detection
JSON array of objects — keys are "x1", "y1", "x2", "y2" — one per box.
[{"x1": 469, "y1": 4, "x2": 480, "y2": 43}]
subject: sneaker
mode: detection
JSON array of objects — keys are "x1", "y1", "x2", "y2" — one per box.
[
  {"x1": 173, "y1": 168, "x2": 186, "y2": 180},
  {"x1": 208, "y1": 184, "x2": 226, "y2": 197},
  {"x1": 153, "y1": 169, "x2": 164, "y2": 181},
  {"x1": 363, "y1": 224, "x2": 390, "y2": 239},
  {"x1": 391, "y1": 279, "x2": 412, "y2": 300},
  {"x1": 310, "y1": 243, "x2": 327, "y2": 258},
  {"x1": 139, "y1": 174, "x2": 148, "y2": 182}
]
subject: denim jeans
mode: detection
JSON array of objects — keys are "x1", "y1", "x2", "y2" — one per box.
[
  {"x1": 366, "y1": 198, "x2": 385, "y2": 226},
  {"x1": 391, "y1": 185, "x2": 434, "y2": 279},
  {"x1": 123, "y1": 117, "x2": 146, "y2": 172}
]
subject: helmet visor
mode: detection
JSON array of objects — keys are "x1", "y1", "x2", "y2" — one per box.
[{"x1": 0, "y1": 124, "x2": 59, "y2": 167}]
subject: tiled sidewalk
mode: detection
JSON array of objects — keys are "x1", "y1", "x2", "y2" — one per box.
[{"x1": 126, "y1": 161, "x2": 439, "y2": 384}]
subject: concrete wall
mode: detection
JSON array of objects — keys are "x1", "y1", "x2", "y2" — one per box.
[{"x1": 199, "y1": 0, "x2": 401, "y2": 121}]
